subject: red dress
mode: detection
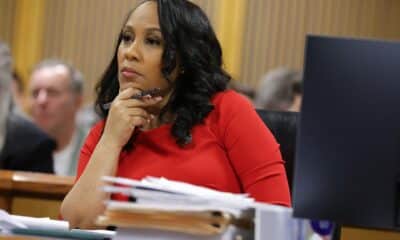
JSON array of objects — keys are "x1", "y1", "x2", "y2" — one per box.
[{"x1": 76, "y1": 90, "x2": 291, "y2": 206}]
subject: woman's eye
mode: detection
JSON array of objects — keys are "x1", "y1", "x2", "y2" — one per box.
[
  {"x1": 121, "y1": 33, "x2": 133, "y2": 43},
  {"x1": 146, "y1": 38, "x2": 161, "y2": 46}
]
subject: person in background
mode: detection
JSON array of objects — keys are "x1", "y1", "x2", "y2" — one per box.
[
  {"x1": 76, "y1": 103, "x2": 100, "y2": 131},
  {"x1": 228, "y1": 80, "x2": 255, "y2": 101},
  {"x1": 29, "y1": 60, "x2": 87, "y2": 176},
  {"x1": 288, "y1": 76, "x2": 302, "y2": 112},
  {"x1": 10, "y1": 71, "x2": 28, "y2": 116},
  {"x1": 61, "y1": 0, "x2": 290, "y2": 228},
  {"x1": 254, "y1": 68, "x2": 303, "y2": 112},
  {"x1": 0, "y1": 41, "x2": 55, "y2": 172}
]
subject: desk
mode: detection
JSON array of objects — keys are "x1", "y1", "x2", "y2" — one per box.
[
  {"x1": 341, "y1": 227, "x2": 400, "y2": 240},
  {"x1": 1, "y1": 171, "x2": 399, "y2": 239},
  {"x1": 0, "y1": 236, "x2": 39, "y2": 240},
  {"x1": 0, "y1": 170, "x2": 73, "y2": 219}
]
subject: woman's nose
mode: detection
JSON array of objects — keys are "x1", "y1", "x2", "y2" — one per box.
[{"x1": 124, "y1": 40, "x2": 141, "y2": 61}]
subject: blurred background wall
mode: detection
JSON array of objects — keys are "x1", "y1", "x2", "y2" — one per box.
[{"x1": 1, "y1": 0, "x2": 400, "y2": 103}]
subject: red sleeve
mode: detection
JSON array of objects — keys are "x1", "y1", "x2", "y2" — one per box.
[
  {"x1": 215, "y1": 91, "x2": 291, "y2": 206},
  {"x1": 75, "y1": 120, "x2": 105, "y2": 181}
]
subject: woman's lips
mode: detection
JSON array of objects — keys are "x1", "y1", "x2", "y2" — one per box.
[
  {"x1": 121, "y1": 68, "x2": 142, "y2": 79},
  {"x1": 121, "y1": 71, "x2": 141, "y2": 79}
]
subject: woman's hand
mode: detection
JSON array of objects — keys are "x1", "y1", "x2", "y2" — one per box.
[{"x1": 101, "y1": 88, "x2": 162, "y2": 149}]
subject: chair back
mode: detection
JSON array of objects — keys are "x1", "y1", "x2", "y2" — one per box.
[{"x1": 256, "y1": 109, "x2": 299, "y2": 190}]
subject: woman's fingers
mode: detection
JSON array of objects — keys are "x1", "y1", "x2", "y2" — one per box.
[
  {"x1": 125, "y1": 108, "x2": 154, "y2": 123},
  {"x1": 111, "y1": 88, "x2": 163, "y2": 109},
  {"x1": 121, "y1": 96, "x2": 163, "y2": 108},
  {"x1": 103, "y1": 87, "x2": 162, "y2": 145},
  {"x1": 117, "y1": 87, "x2": 139, "y2": 100},
  {"x1": 129, "y1": 116, "x2": 148, "y2": 129},
  {"x1": 112, "y1": 103, "x2": 155, "y2": 129}
]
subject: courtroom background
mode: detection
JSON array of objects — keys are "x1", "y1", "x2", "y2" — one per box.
[{"x1": 1, "y1": 0, "x2": 400, "y2": 104}]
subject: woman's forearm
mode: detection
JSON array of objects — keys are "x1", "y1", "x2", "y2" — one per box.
[{"x1": 61, "y1": 137, "x2": 121, "y2": 229}]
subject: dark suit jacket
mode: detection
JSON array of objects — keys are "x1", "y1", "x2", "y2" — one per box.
[{"x1": 0, "y1": 112, "x2": 55, "y2": 173}]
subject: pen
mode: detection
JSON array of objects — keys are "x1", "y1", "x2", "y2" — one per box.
[{"x1": 102, "y1": 88, "x2": 161, "y2": 110}]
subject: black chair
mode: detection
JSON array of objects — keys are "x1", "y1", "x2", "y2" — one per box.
[
  {"x1": 256, "y1": 109, "x2": 341, "y2": 239},
  {"x1": 256, "y1": 109, "x2": 299, "y2": 191}
]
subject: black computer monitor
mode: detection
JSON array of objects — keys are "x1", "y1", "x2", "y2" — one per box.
[{"x1": 293, "y1": 35, "x2": 400, "y2": 232}]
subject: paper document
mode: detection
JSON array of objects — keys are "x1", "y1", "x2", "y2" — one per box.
[
  {"x1": 0, "y1": 209, "x2": 115, "y2": 239},
  {"x1": 102, "y1": 176, "x2": 254, "y2": 209},
  {"x1": 12, "y1": 214, "x2": 68, "y2": 231},
  {"x1": 0, "y1": 210, "x2": 26, "y2": 231},
  {"x1": 98, "y1": 176, "x2": 255, "y2": 236}
]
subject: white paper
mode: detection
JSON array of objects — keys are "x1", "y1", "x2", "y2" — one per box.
[
  {"x1": 103, "y1": 185, "x2": 210, "y2": 205},
  {"x1": 11, "y1": 215, "x2": 69, "y2": 231},
  {"x1": 102, "y1": 176, "x2": 254, "y2": 210},
  {"x1": 0, "y1": 210, "x2": 27, "y2": 231},
  {"x1": 106, "y1": 200, "x2": 248, "y2": 217}
]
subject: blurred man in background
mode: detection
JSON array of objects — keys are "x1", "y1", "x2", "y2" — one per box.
[
  {"x1": 287, "y1": 73, "x2": 302, "y2": 112},
  {"x1": 228, "y1": 80, "x2": 255, "y2": 101},
  {"x1": 29, "y1": 60, "x2": 87, "y2": 176},
  {"x1": 0, "y1": 41, "x2": 55, "y2": 172},
  {"x1": 254, "y1": 67, "x2": 303, "y2": 112}
]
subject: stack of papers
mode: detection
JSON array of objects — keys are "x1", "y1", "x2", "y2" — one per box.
[
  {"x1": 96, "y1": 176, "x2": 255, "y2": 236},
  {"x1": 0, "y1": 210, "x2": 115, "y2": 239}
]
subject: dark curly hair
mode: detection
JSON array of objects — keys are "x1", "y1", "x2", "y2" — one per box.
[{"x1": 95, "y1": 0, "x2": 230, "y2": 146}]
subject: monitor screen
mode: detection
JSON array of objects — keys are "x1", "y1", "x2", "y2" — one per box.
[{"x1": 293, "y1": 35, "x2": 400, "y2": 232}]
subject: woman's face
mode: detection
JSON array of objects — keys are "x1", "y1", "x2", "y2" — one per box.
[{"x1": 117, "y1": 1, "x2": 174, "y2": 95}]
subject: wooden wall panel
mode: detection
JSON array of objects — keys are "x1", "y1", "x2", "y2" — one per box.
[
  {"x1": 42, "y1": 0, "x2": 141, "y2": 101},
  {"x1": 0, "y1": 0, "x2": 16, "y2": 47},
  {"x1": 241, "y1": 0, "x2": 400, "y2": 88},
  {"x1": 192, "y1": 0, "x2": 217, "y2": 26},
  {"x1": 4, "y1": 0, "x2": 400, "y2": 101},
  {"x1": 41, "y1": 0, "x2": 216, "y2": 102}
]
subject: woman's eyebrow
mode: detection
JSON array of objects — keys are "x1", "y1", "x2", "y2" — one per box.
[
  {"x1": 121, "y1": 25, "x2": 160, "y2": 34},
  {"x1": 146, "y1": 27, "x2": 161, "y2": 33},
  {"x1": 122, "y1": 25, "x2": 133, "y2": 30}
]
